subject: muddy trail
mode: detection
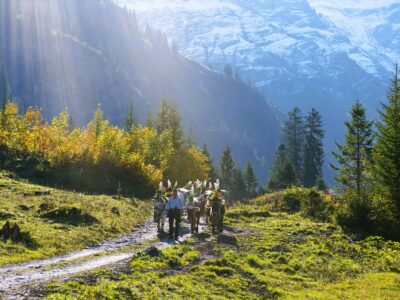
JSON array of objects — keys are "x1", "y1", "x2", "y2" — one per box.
[{"x1": 0, "y1": 219, "x2": 207, "y2": 299}]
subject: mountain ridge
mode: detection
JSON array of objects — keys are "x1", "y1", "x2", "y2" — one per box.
[
  {"x1": 0, "y1": 0, "x2": 281, "y2": 183},
  {"x1": 119, "y1": 0, "x2": 399, "y2": 181}
]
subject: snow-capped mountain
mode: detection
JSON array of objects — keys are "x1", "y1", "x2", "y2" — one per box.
[{"x1": 117, "y1": 0, "x2": 399, "y2": 180}]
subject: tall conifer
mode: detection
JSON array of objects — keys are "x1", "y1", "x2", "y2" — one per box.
[
  {"x1": 283, "y1": 107, "x2": 304, "y2": 181},
  {"x1": 220, "y1": 146, "x2": 235, "y2": 190},
  {"x1": 331, "y1": 101, "x2": 374, "y2": 199},
  {"x1": 303, "y1": 108, "x2": 324, "y2": 187},
  {"x1": 373, "y1": 65, "x2": 400, "y2": 216}
]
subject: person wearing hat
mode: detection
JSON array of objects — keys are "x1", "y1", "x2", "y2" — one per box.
[{"x1": 166, "y1": 188, "x2": 184, "y2": 240}]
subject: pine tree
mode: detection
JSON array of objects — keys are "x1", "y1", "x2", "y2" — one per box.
[
  {"x1": 373, "y1": 65, "x2": 400, "y2": 216},
  {"x1": 244, "y1": 162, "x2": 258, "y2": 198},
  {"x1": 94, "y1": 105, "x2": 104, "y2": 137},
  {"x1": 331, "y1": 101, "x2": 374, "y2": 200},
  {"x1": 267, "y1": 144, "x2": 288, "y2": 190},
  {"x1": 220, "y1": 146, "x2": 235, "y2": 190},
  {"x1": 154, "y1": 99, "x2": 183, "y2": 149},
  {"x1": 279, "y1": 160, "x2": 296, "y2": 188},
  {"x1": 231, "y1": 168, "x2": 247, "y2": 201},
  {"x1": 202, "y1": 144, "x2": 218, "y2": 181},
  {"x1": 283, "y1": 107, "x2": 304, "y2": 182},
  {"x1": 124, "y1": 102, "x2": 136, "y2": 132},
  {"x1": 146, "y1": 112, "x2": 154, "y2": 128},
  {"x1": 303, "y1": 108, "x2": 325, "y2": 187}
]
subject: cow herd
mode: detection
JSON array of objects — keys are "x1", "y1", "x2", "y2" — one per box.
[{"x1": 153, "y1": 180, "x2": 228, "y2": 235}]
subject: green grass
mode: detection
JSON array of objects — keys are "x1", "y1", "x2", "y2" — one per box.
[
  {"x1": 0, "y1": 171, "x2": 151, "y2": 265},
  {"x1": 43, "y1": 200, "x2": 400, "y2": 299}
]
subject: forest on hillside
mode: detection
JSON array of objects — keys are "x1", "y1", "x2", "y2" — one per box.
[{"x1": 0, "y1": 0, "x2": 281, "y2": 182}]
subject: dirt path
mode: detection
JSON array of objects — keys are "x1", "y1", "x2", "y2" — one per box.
[{"x1": 0, "y1": 219, "x2": 206, "y2": 299}]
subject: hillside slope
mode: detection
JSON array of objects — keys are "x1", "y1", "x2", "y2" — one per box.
[
  {"x1": 0, "y1": 172, "x2": 151, "y2": 265},
  {"x1": 0, "y1": 0, "x2": 282, "y2": 182}
]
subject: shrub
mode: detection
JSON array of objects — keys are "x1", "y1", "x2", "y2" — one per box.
[{"x1": 337, "y1": 193, "x2": 400, "y2": 240}]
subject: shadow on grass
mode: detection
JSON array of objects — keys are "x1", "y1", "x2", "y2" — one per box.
[
  {"x1": 225, "y1": 210, "x2": 271, "y2": 219},
  {"x1": 40, "y1": 207, "x2": 99, "y2": 227},
  {"x1": 217, "y1": 233, "x2": 237, "y2": 246}
]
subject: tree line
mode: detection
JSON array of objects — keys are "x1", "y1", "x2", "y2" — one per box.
[
  {"x1": 217, "y1": 147, "x2": 258, "y2": 201},
  {"x1": 267, "y1": 107, "x2": 325, "y2": 191}
]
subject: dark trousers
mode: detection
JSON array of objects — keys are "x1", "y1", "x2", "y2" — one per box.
[{"x1": 168, "y1": 209, "x2": 181, "y2": 239}]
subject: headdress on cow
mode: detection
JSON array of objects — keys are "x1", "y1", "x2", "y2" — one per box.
[
  {"x1": 168, "y1": 179, "x2": 172, "y2": 189},
  {"x1": 209, "y1": 182, "x2": 212, "y2": 190},
  {"x1": 187, "y1": 181, "x2": 193, "y2": 189},
  {"x1": 154, "y1": 190, "x2": 163, "y2": 200},
  {"x1": 159, "y1": 181, "x2": 163, "y2": 192},
  {"x1": 214, "y1": 179, "x2": 220, "y2": 191},
  {"x1": 203, "y1": 180, "x2": 207, "y2": 188},
  {"x1": 210, "y1": 189, "x2": 222, "y2": 202},
  {"x1": 174, "y1": 181, "x2": 178, "y2": 188},
  {"x1": 196, "y1": 179, "x2": 201, "y2": 189},
  {"x1": 191, "y1": 185, "x2": 195, "y2": 196}
]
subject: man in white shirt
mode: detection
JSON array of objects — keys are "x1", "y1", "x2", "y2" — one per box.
[{"x1": 166, "y1": 188, "x2": 184, "y2": 240}]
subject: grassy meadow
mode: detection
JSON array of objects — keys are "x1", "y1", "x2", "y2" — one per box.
[
  {"x1": 44, "y1": 192, "x2": 400, "y2": 299},
  {"x1": 0, "y1": 171, "x2": 151, "y2": 265}
]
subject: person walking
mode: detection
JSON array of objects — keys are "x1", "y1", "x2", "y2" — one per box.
[{"x1": 166, "y1": 188, "x2": 184, "y2": 240}]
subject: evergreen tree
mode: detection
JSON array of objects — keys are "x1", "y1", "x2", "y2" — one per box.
[
  {"x1": 267, "y1": 144, "x2": 288, "y2": 190},
  {"x1": 185, "y1": 128, "x2": 196, "y2": 147},
  {"x1": 153, "y1": 99, "x2": 183, "y2": 149},
  {"x1": 68, "y1": 114, "x2": 75, "y2": 132},
  {"x1": 220, "y1": 146, "x2": 235, "y2": 190},
  {"x1": 283, "y1": 107, "x2": 304, "y2": 181},
  {"x1": 202, "y1": 144, "x2": 218, "y2": 181},
  {"x1": 94, "y1": 105, "x2": 104, "y2": 137},
  {"x1": 373, "y1": 65, "x2": 400, "y2": 216},
  {"x1": 331, "y1": 101, "x2": 374, "y2": 199},
  {"x1": 124, "y1": 102, "x2": 136, "y2": 132},
  {"x1": 231, "y1": 168, "x2": 247, "y2": 201},
  {"x1": 146, "y1": 112, "x2": 154, "y2": 128},
  {"x1": 303, "y1": 108, "x2": 325, "y2": 187},
  {"x1": 245, "y1": 162, "x2": 258, "y2": 198},
  {"x1": 279, "y1": 160, "x2": 296, "y2": 188}
]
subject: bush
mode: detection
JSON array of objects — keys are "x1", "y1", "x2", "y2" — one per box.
[
  {"x1": 249, "y1": 188, "x2": 331, "y2": 220},
  {"x1": 282, "y1": 188, "x2": 303, "y2": 211},
  {"x1": 337, "y1": 193, "x2": 400, "y2": 240},
  {"x1": 301, "y1": 189, "x2": 329, "y2": 220}
]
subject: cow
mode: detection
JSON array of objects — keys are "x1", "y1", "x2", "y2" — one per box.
[
  {"x1": 209, "y1": 198, "x2": 225, "y2": 234},
  {"x1": 186, "y1": 196, "x2": 202, "y2": 234},
  {"x1": 153, "y1": 193, "x2": 167, "y2": 232}
]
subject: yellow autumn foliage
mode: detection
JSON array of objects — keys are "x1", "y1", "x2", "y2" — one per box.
[{"x1": 0, "y1": 102, "x2": 209, "y2": 197}]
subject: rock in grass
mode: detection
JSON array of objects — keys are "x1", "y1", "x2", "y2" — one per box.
[
  {"x1": 111, "y1": 207, "x2": 120, "y2": 216},
  {"x1": 38, "y1": 202, "x2": 55, "y2": 212},
  {"x1": 0, "y1": 211, "x2": 14, "y2": 220},
  {"x1": 34, "y1": 190, "x2": 51, "y2": 196},
  {"x1": 144, "y1": 246, "x2": 162, "y2": 257},
  {"x1": 18, "y1": 205, "x2": 31, "y2": 211}
]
